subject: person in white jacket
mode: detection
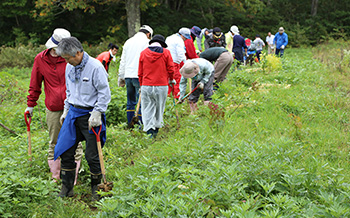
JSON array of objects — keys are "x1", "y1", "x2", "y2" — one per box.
[
  {"x1": 165, "y1": 27, "x2": 191, "y2": 98},
  {"x1": 118, "y1": 25, "x2": 153, "y2": 127}
]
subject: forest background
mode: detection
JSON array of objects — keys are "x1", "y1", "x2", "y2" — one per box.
[{"x1": 1, "y1": 0, "x2": 349, "y2": 50}]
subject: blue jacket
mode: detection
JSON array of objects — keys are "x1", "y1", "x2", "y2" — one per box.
[
  {"x1": 54, "y1": 106, "x2": 106, "y2": 160},
  {"x1": 274, "y1": 32, "x2": 288, "y2": 49}
]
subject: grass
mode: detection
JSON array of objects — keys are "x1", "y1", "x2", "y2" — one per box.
[{"x1": 1, "y1": 42, "x2": 350, "y2": 217}]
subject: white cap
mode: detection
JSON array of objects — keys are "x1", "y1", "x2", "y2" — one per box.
[
  {"x1": 140, "y1": 25, "x2": 153, "y2": 38},
  {"x1": 178, "y1": 28, "x2": 191, "y2": 39},
  {"x1": 230, "y1": 25, "x2": 239, "y2": 35},
  {"x1": 279, "y1": 27, "x2": 284, "y2": 33},
  {"x1": 45, "y1": 28, "x2": 71, "y2": 49}
]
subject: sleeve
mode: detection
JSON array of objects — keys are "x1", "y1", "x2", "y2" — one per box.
[
  {"x1": 274, "y1": 34, "x2": 277, "y2": 44},
  {"x1": 166, "y1": 50, "x2": 175, "y2": 80},
  {"x1": 118, "y1": 43, "x2": 127, "y2": 79},
  {"x1": 27, "y1": 56, "x2": 43, "y2": 107},
  {"x1": 201, "y1": 61, "x2": 214, "y2": 84},
  {"x1": 176, "y1": 41, "x2": 187, "y2": 63},
  {"x1": 64, "y1": 66, "x2": 71, "y2": 110},
  {"x1": 185, "y1": 39, "x2": 199, "y2": 59},
  {"x1": 222, "y1": 35, "x2": 227, "y2": 48},
  {"x1": 207, "y1": 37, "x2": 215, "y2": 48},
  {"x1": 93, "y1": 66, "x2": 111, "y2": 113},
  {"x1": 242, "y1": 39, "x2": 248, "y2": 49},
  {"x1": 196, "y1": 37, "x2": 202, "y2": 51},
  {"x1": 138, "y1": 52, "x2": 144, "y2": 86},
  {"x1": 284, "y1": 34, "x2": 288, "y2": 46},
  {"x1": 179, "y1": 76, "x2": 188, "y2": 97}
]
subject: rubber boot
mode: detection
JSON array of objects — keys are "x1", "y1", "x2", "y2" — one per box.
[
  {"x1": 127, "y1": 110, "x2": 135, "y2": 128},
  {"x1": 146, "y1": 128, "x2": 156, "y2": 138},
  {"x1": 74, "y1": 160, "x2": 81, "y2": 185},
  {"x1": 58, "y1": 169, "x2": 76, "y2": 197},
  {"x1": 48, "y1": 159, "x2": 61, "y2": 182},
  {"x1": 91, "y1": 174, "x2": 102, "y2": 201},
  {"x1": 204, "y1": 101, "x2": 211, "y2": 106}
]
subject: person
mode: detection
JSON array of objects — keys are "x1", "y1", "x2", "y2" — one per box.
[
  {"x1": 96, "y1": 43, "x2": 119, "y2": 73},
  {"x1": 179, "y1": 58, "x2": 214, "y2": 114},
  {"x1": 118, "y1": 25, "x2": 153, "y2": 127},
  {"x1": 274, "y1": 27, "x2": 288, "y2": 57},
  {"x1": 165, "y1": 27, "x2": 191, "y2": 99},
  {"x1": 199, "y1": 47, "x2": 233, "y2": 88},
  {"x1": 190, "y1": 26, "x2": 202, "y2": 54},
  {"x1": 230, "y1": 25, "x2": 247, "y2": 67},
  {"x1": 225, "y1": 26, "x2": 235, "y2": 55},
  {"x1": 266, "y1": 32, "x2": 275, "y2": 55},
  {"x1": 138, "y1": 35, "x2": 175, "y2": 138},
  {"x1": 24, "y1": 28, "x2": 83, "y2": 185},
  {"x1": 54, "y1": 37, "x2": 111, "y2": 200},
  {"x1": 208, "y1": 27, "x2": 226, "y2": 48},
  {"x1": 253, "y1": 34, "x2": 265, "y2": 62},
  {"x1": 185, "y1": 26, "x2": 200, "y2": 60},
  {"x1": 201, "y1": 28, "x2": 212, "y2": 51}
]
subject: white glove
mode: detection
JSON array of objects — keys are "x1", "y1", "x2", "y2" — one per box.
[
  {"x1": 198, "y1": 82, "x2": 204, "y2": 90},
  {"x1": 281, "y1": 45, "x2": 285, "y2": 49},
  {"x1": 60, "y1": 108, "x2": 69, "y2": 125},
  {"x1": 169, "y1": 79, "x2": 176, "y2": 86},
  {"x1": 88, "y1": 111, "x2": 102, "y2": 128},
  {"x1": 25, "y1": 107, "x2": 34, "y2": 117},
  {"x1": 118, "y1": 78, "x2": 125, "y2": 87}
]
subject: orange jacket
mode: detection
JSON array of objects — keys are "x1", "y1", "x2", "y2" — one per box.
[{"x1": 96, "y1": 51, "x2": 112, "y2": 72}]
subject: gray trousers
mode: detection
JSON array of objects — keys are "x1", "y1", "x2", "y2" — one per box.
[
  {"x1": 188, "y1": 73, "x2": 214, "y2": 103},
  {"x1": 141, "y1": 86, "x2": 168, "y2": 132}
]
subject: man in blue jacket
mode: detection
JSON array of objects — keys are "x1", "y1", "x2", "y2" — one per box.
[{"x1": 274, "y1": 27, "x2": 288, "y2": 57}]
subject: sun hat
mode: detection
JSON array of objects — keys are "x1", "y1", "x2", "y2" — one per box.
[
  {"x1": 190, "y1": 26, "x2": 201, "y2": 38},
  {"x1": 45, "y1": 28, "x2": 71, "y2": 49},
  {"x1": 230, "y1": 25, "x2": 239, "y2": 35},
  {"x1": 149, "y1": 34, "x2": 167, "y2": 48},
  {"x1": 178, "y1": 28, "x2": 191, "y2": 39},
  {"x1": 180, "y1": 61, "x2": 199, "y2": 79},
  {"x1": 140, "y1": 25, "x2": 153, "y2": 37},
  {"x1": 279, "y1": 27, "x2": 284, "y2": 33}
]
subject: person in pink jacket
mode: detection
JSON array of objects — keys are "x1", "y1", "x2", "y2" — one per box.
[
  {"x1": 138, "y1": 34, "x2": 175, "y2": 138},
  {"x1": 24, "y1": 28, "x2": 83, "y2": 185}
]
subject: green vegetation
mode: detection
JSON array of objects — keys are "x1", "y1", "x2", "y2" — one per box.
[{"x1": 1, "y1": 42, "x2": 350, "y2": 217}]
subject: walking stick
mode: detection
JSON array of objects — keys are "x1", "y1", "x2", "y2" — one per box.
[
  {"x1": 24, "y1": 112, "x2": 32, "y2": 161},
  {"x1": 177, "y1": 84, "x2": 200, "y2": 104},
  {"x1": 171, "y1": 84, "x2": 180, "y2": 129},
  {"x1": 92, "y1": 126, "x2": 113, "y2": 192}
]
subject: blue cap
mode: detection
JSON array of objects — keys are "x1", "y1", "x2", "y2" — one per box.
[{"x1": 179, "y1": 28, "x2": 191, "y2": 39}]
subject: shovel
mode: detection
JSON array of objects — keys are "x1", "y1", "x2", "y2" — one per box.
[
  {"x1": 129, "y1": 90, "x2": 141, "y2": 128},
  {"x1": 177, "y1": 84, "x2": 200, "y2": 105},
  {"x1": 92, "y1": 125, "x2": 113, "y2": 192},
  {"x1": 24, "y1": 112, "x2": 32, "y2": 161}
]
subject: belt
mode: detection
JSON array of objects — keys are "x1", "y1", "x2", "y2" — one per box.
[{"x1": 71, "y1": 104, "x2": 94, "y2": 110}]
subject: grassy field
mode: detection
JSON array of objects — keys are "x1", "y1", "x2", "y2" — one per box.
[{"x1": 1, "y1": 41, "x2": 350, "y2": 217}]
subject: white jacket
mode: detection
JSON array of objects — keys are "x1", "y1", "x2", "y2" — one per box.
[
  {"x1": 119, "y1": 32, "x2": 150, "y2": 79},
  {"x1": 165, "y1": 33, "x2": 186, "y2": 64}
]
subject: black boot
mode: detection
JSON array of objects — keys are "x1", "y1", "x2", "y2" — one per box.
[
  {"x1": 91, "y1": 173, "x2": 102, "y2": 201},
  {"x1": 58, "y1": 169, "x2": 76, "y2": 197}
]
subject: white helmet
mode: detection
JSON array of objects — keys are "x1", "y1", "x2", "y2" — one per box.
[{"x1": 230, "y1": 25, "x2": 239, "y2": 35}]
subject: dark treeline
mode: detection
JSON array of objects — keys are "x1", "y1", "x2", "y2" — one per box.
[{"x1": 1, "y1": 0, "x2": 349, "y2": 47}]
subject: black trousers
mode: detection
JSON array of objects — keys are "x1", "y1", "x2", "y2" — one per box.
[{"x1": 60, "y1": 114, "x2": 101, "y2": 174}]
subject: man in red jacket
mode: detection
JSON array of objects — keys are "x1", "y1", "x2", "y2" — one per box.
[
  {"x1": 24, "y1": 28, "x2": 83, "y2": 184},
  {"x1": 96, "y1": 43, "x2": 119, "y2": 73},
  {"x1": 138, "y1": 34, "x2": 175, "y2": 138}
]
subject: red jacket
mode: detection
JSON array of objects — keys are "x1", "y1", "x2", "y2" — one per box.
[
  {"x1": 96, "y1": 51, "x2": 112, "y2": 72},
  {"x1": 27, "y1": 49, "x2": 67, "y2": 111},
  {"x1": 185, "y1": 37, "x2": 199, "y2": 59},
  {"x1": 138, "y1": 47, "x2": 174, "y2": 86}
]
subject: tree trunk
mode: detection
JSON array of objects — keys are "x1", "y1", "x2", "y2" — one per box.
[
  {"x1": 311, "y1": 0, "x2": 319, "y2": 16},
  {"x1": 125, "y1": 0, "x2": 141, "y2": 38}
]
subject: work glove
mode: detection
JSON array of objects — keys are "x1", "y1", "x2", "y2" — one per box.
[
  {"x1": 88, "y1": 111, "x2": 102, "y2": 129},
  {"x1": 281, "y1": 45, "x2": 285, "y2": 49},
  {"x1": 198, "y1": 82, "x2": 204, "y2": 90},
  {"x1": 169, "y1": 79, "x2": 176, "y2": 86},
  {"x1": 118, "y1": 78, "x2": 125, "y2": 87},
  {"x1": 25, "y1": 107, "x2": 34, "y2": 117},
  {"x1": 60, "y1": 108, "x2": 69, "y2": 125},
  {"x1": 178, "y1": 93, "x2": 185, "y2": 104}
]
